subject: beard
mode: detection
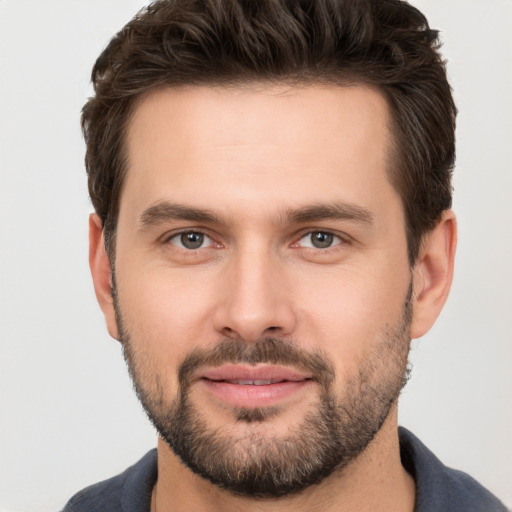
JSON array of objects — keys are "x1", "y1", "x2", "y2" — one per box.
[{"x1": 115, "y1": 284, "x2": 412, "y2": 498}]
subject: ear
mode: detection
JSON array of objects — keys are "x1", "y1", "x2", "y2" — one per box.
[
  {"x1": 410, "y1": 210, "x2": 457, "y2": 339},
  {"x1": 89, "y1": 213, "x2": 119, "y2": 340}
]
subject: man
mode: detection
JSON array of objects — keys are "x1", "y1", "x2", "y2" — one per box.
[{"x1": 63, "y1": 0, "x2": 507, "y2": 511}]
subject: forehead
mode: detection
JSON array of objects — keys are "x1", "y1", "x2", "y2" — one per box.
[{"x1": 121, "y1": 84, "x2": 397, "y2": 223}]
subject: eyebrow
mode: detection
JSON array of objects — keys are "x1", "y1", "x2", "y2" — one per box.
[
  {"x1": 138, "y1": 200, "x2": 374, "y2": 230},
  {"x1": 283, "y1": 203, "x2": 374, "y2": 225},
  {"x1": 139, "y1": 202, "x2": 222, "y2": 229}
]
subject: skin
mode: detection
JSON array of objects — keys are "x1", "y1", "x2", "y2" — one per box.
[{"x1": 90, "y1": 84, "x2": 456, "y2": 512}]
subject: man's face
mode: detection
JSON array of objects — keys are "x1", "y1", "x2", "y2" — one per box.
[{"x1": 110, "y1": 84, "x2": 413, "y2": 496}]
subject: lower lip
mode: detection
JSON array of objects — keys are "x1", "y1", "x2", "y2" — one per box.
[{"x1": 200, "y1": 379, "x2": 313, "y2": 408}]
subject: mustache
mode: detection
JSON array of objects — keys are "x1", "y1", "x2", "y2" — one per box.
[{"x1": 178, "y1": 337, "x2": 335, "y2": 388}]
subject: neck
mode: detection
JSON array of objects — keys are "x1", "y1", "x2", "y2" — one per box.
[{"x1": 152, "y1": 406, "x2": 415, "y2": 512}]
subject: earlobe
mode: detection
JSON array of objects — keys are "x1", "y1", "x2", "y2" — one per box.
[
  {"x1": 89, "y1": 214, "x2": 119, "y2": 340},
  {"x1": 410, "y1": 210, "x2": 457, "y2": 339}
]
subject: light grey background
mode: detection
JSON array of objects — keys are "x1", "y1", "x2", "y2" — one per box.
[{"x1": 1, "y1": 1, "x2": 510, "y2": 510}]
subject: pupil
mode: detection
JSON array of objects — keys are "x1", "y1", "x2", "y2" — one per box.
[
  {"x1": 312, "y1": 232, "x2": 333, "y2": 248},
  {"x1": 181, "y1": 232, "x2": 204, "y2": 249}
]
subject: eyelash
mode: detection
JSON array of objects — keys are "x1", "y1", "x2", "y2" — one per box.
[
  {"x1": 292, "y1": 230, "x2": 347, "y2": 251},
  {"x1": 163, "y1": 229, "x2": 348, "y2": 252},
  {"x1": 164, "y1": 230, "x2": 219, "y2": 250}
]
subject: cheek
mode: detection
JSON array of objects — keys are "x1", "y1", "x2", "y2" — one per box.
[
  {"x1": 115, "y1": 268, "x2": 220, "y2": 391},
  {"x1": 119, "y1": 261, "x2": 215, "y2": 326},
  {"x1": 294, "y1": 263, "x2": 410, "y2": 365}
]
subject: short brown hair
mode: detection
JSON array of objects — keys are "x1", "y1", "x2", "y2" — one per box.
[{"x1": 82, "y1": 0, "x2": 456, "y2": 264}]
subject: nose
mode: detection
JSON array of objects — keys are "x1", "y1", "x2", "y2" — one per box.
[{"x1": 212, "y1": 246, "x2": 297, "y2": 342}]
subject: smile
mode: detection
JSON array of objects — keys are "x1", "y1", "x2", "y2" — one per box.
[
  {"x1": 213, "y1": 378, "x2": 287, "y2": 385},
  {"x1": 196, "y1": 365, "x2": 314, "y2": 408}
]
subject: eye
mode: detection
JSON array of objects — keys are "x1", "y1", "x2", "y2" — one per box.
[
  {"x1": 297, "y1": 231, "x2": 342, "y2": 249},
  {"x1": 168, "y1": 231, "x2": 213, "y2": 250}
]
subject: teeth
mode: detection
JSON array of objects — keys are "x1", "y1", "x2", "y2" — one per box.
[{"x1": 227, "y1": 379, "x2": 273, "y2": 385}]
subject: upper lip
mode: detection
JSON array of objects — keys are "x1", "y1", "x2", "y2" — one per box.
[{"x1": 197, "y1": 364, "x2": 313, "y2": 384}]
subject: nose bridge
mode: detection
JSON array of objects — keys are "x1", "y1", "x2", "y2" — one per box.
[{"x1": 213, "y1": 239, "x2": 296, "y2": 341}]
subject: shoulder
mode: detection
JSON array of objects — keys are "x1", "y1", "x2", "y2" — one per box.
[
  {"x1": 399, "y1": 428, "x2": 508, "y2": 512},
  {"x1": 62, "y1": 449, "x2": 157, "y2": 512}
]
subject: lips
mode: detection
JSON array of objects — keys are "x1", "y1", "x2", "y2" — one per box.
[
  {"x1": 222, "y1": 379, "x2": 281, "y2": 385},
  {"x1": 196, "y1": 364, "x2": 314, "y2": 408},
  {"x1": 200, "y1": 364, "x2": 311, "y2": 382}
]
